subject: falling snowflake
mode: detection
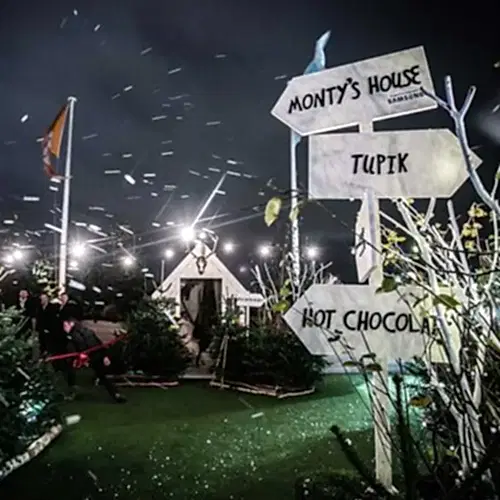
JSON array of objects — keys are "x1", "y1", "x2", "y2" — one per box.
[{"x1": 124, "y1": 174, "x2": 135, "y2": 185}]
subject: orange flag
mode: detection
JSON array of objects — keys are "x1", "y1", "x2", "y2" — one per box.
[{"x1": 42, "y1": 104, "x2": 68, "y2": 178}]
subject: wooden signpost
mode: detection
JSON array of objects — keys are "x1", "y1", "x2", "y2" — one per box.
[
  {"x1": 271, "y1": 44, "x2": 482, "y2": 489},
  {"x1": 309, "y1": 129, "x2": 482, "y2": 200},
  {"x1": 271, "y1": 46, "x2": 436, "y2": 136}
]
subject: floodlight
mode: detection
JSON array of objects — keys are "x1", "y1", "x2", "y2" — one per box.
[
  {"x1": 305, "y1": 246, "x2": 319, "y2": 259},
  {"x1": 12, "y1": 249, "x2": 23, "y2": 261},
  {"x1": 180, "y1": 226, "x2": 195, "y2": 242},
  {"x1": 223, "y1": 241, "x2": 234, "y2": 254},
  {"x1": 258, "y1": 245, "x2": 271, "y2": 257},
  {"x1": 122, "y1": 255, "x2": 135, "y2": 267},
  {"x1": 71, "y1": 242, "x2": 86, "y2": 258}
]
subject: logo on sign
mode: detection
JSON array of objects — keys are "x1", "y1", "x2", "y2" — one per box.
[{"x1": 366, "y1": 64, "x2": 424, "y2": 106}]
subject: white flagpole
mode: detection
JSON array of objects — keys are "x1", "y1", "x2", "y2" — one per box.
[
  {"x1": 57, "y1": 96, "x2": 77, "y2": 294},
  {"x1": 290, "y1": 131, "x2": 300, "y2": 287}
]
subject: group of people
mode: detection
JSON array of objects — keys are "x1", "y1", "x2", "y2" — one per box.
[{"x1": 15, "y1": 289, "x2": 126, "y2": 404}]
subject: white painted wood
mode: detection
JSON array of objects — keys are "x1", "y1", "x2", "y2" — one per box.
[
  {"x1": 271, "y1": 46, "x2": 436, "y2": 135},
  {"x1": 153, "y1": 243, "x2": 263, "y2": 323},
  {"x1": 309, "y1": 129, "x2": 482, "y2": 200}
]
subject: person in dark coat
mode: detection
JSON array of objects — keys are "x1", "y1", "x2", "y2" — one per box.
[
  {"x1": 35, "y1": 293, "x2": 57, "y2": 355},
  {"x1": 62, "y1": 317, "x2": 126, "y2": 403},
  {"x1": 15, "y1": 289, "x2": 37, "y2": 337},
  {"x1": 57, "y1": 293, "x2": 74, "y2": 322}
]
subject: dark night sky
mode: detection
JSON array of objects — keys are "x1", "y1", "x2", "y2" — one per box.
[{"x1": 0, "y1": 0, "x2": 499, "y2": 284}]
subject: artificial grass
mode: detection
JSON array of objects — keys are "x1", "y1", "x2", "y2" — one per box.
[{"x1": 1, "y1": 374, "x2": 374, "y2": 500}]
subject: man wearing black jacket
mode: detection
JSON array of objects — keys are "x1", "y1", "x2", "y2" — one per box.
[
  {"x1": 15, "y1": 289, "x2": 36, "y2": 337},
  {"x1": 62, "y1": 317, "x2": 126, "y2": 403},
  {"x1": 35, "y1": 293, "x2": 57, "y2": 355}
]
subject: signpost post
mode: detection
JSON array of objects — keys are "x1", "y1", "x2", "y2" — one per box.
[{"x1": 355, "y1": 189, "x2": 379, "y2": 283}]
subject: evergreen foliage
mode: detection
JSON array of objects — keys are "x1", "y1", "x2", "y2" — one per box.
[
  {"x1": 211, "y1": 306, "x2": 327, "y2": 389},
  {"x1": 0, "y1": 308, "x2": 61, "y2": 468},
  {"x1": 106, "y1": 298, "x2": 191, "y2": 379}
]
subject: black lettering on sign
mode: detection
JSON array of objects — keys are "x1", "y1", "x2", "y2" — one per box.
[
  {"x1": 287, "y1": 78, "x2": 361, "y2": 114},
  {"x1": 302, "y1": 307, "x2": 336, "y2": 330},
  {"x1": 366, "y1": 65, "x2": 421, "y2": 96},
  {"x1": 343, "y1": 310, "x2": 424, "y2": 334},
  {"x1": 351, "y1": 153, "x2": 409, "y2": 175}
]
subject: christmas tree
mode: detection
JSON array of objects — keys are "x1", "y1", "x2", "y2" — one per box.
[{"x1": 0, "y1": 305, "x2": 62, "y2": 478}]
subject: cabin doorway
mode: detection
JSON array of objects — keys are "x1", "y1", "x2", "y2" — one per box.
[{"x1": 180, "y1": 279, "x2": 222, "y2": 376}]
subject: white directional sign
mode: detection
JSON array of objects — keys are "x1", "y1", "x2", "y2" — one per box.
[
  {"x1": 283, "y1": 284, "x2": 459, "y2": 362},
  {"x1": 272, "y1": 46, "x2": 436, "y2": 136},
  {"x1": 309, "y1": 129, "x2": 482, "y2": 200},
  {"x1": 355, "y1": 191, "x2": 379, "y2": 283}
]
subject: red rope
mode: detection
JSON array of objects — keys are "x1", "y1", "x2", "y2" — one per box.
[{"x1": 44, "y1": 335, "x2": 126, "y2": 368}]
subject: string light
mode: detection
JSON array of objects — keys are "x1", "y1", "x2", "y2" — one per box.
[
  {"x1": 71, "y1": 242, "x2": 86, "y2": 258},
  {"x1": 180, "y1": 226, "x2": 195, "y2": 242},
  {"x1": 223, "y1": 241, "x2": 234, "y2": 254},
  {"x1": 122, "y1": 255, "x2": 135, "y2": 267},
  {"x1": 258, "y1": 245, "x2": 271, "y2": 257},
  {"x1": 305, "y1": 246, "x2": 319, "y2": 259}
]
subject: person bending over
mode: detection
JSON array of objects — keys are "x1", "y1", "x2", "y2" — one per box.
[{"x1": 62, "y1": 317, "x2": 126, "y2": 403}]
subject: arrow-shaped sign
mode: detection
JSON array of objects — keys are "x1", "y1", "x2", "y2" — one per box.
[
  {"x1": 355, "y1": 191, "x2": 380, "y2": 283},
  {"x1": 283, "y1": 284, "x2": 456, "y2": 362},
  {"x1": 271, "y1": 46, "x2": 437, "y2": 136},
  {"x1": 308, "y1": 129, "x2": 482, "y2": 200}
]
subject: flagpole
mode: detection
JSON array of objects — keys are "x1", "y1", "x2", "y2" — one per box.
[
  {"x1": 287, "y1": 30, "x2": 330, "y2": 290},
  {"x1": 290, "y1": 130, "x2": 300, "y2": 288},
  {"x1": 57, "y1": 96, "x2": 77, "y2": 294}
]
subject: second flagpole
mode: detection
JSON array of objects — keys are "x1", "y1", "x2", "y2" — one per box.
[{"x1": 57, "y1": 96, "x2": 77, "y2": 294}]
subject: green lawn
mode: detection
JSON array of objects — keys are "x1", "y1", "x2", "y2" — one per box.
[{"x1": 1, "y1": 375, "x2": 374, "y2": 500}]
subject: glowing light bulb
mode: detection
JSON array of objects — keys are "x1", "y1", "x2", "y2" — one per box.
[{"x1": 180, "y1": 226, "x2": 195, "y2": 242}]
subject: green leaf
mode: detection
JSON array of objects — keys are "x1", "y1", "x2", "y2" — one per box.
[
  {"x1": 412, "y1": 294, "x2": 428, "y2": 308},
  {"x1": 271, "y1": 300, "x2": 289, "y2": 313},
  {"x1": 264, "y1": 197, "x2": 282, "y2": 227},
  {"x1": 360, "y1": 353, "x2": 377, "y2": 362},
  {"x1": 289, "y1": 202, "x2": 303, "y2": 222},
  {"x1": 279, "y1": 286, "x2": 291, "y2": 298},
  {"x1": 409, "y1": 395, "x2": 432, "y2": 408},
  {"x1": 364, "y1": 363, "x2": 383, "y2": 372},
  {"x1": 432, "y1": 294, "x2": 460, "y2": 309},
  {"x1": 375, "y1": 276, "x2": 398, "y2": 294}
]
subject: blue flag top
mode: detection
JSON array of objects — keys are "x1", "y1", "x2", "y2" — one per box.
[{"x1": 292, "y1": 30, "x2": 331, "y2": 146}]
